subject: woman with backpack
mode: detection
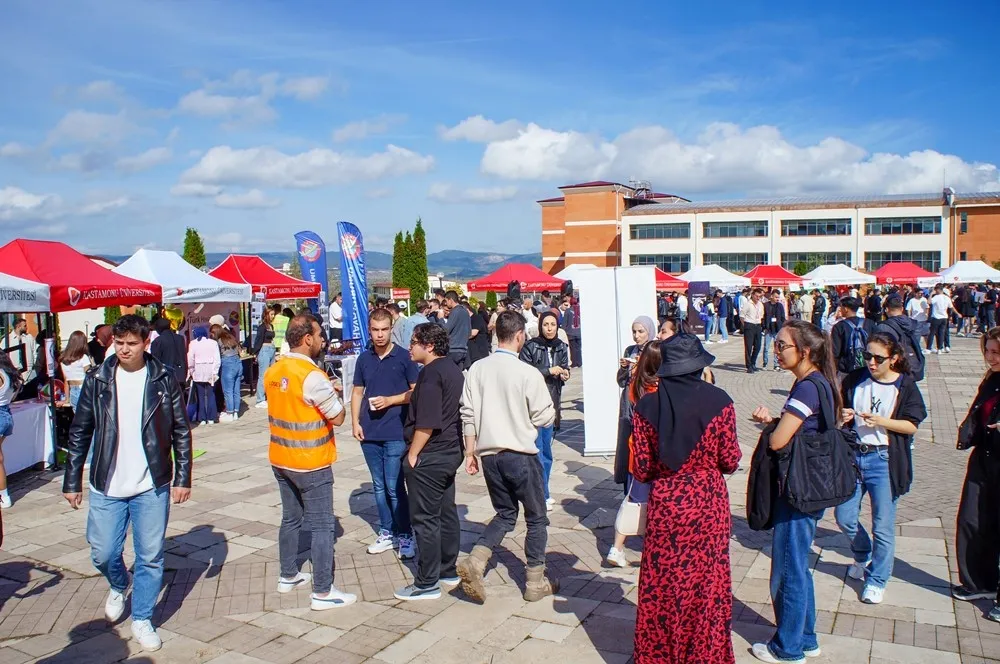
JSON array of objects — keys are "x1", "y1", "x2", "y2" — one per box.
[
  {"x1": 749, "y1": 320, "x2": 840, "y2": 663},
  {"x1": 835, "y1": 333, "x2": 927, "y2": 606}
]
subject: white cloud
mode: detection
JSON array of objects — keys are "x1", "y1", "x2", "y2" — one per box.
[
  {"x1": 78, "y1": 80, "x2": 127, "y2": 103},
  {"x1": 177, "y1": 89, "x2": 277, "y2": 124},
  {"x1": 203, "y1": 231, "x2": 283, "y2": 252},
  {"x1": 281, "y1": 76, "x2": 330, "y2": 100},
  {"x1": 0, "y1": 186, "x2": 59, "y2": 221},
  {"x1": 0, "y1": 187, "x2": 127, "y2": 222},
  {"x1": 179, "y1": 144, "x2": 434, "y2": 189},
  {"x1": 52, "y1": 150, "x2": 116, "y2": 172},
  {"x1": 214, "y1": 188, "x2": 281, "y2": 209},
  {"x1": 0, "y1": 142, "x2": 31, "y2": 158},
  {"x1": 427, "y1": 182, "x2": 519, "y2": 203},
  {"x1": 476, "y1": 120, "x2": 1000, "y2": 194},
  {"x1": 365, "y1": 187, "x2": 393, "y2": 199},
  {"x1": 439, "y1": 115, "x2": 525, "y2": 142},
  {"x1": 46, "y1": 110, "x2": 138, "y2": 145},
  {"x1": 170, "y1": 182, "x2": 223, "y2": 197},
  {"x1": 78, "y1": 196, "x2": 129, "y2": 216},
  {"x1": 166, "y1": 127, "x2": 181, "y2": 143},
  {"x1": 332, "y1": 114, "x2": 406, "y2": 142},
  {"x1": 115, "y1": 147, "x2": 172, "y2": 173}
]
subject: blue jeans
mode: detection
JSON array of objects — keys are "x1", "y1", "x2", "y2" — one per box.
[
  {"x1": 769, "y1": 496, "x2": 823, "y2": 660},
  {"x1": 704, "y1": 315, "x2": 717, "y2": 341},
  {"x1": 220, "y1": 355, "x2": 243, "y2": 414},
  {"x1": 69, "y1": 385, "x2": 82, "y2": 411},
  {"x1": 715, "y1": 315, "x2": 729, "y2": 341},
  {"x1": 834, "y1": 447, "x2": 897, "y2": 589},
  {"x1": 87, "y1": 484, "x2": 170, "y2": 621},
  {"x1": 361, "y1": 440, "x2": 411, "y2": 537},
  {"x1": 762, "y1": 331, "x2": 779, "y2": 368},
  {"x1": 535, "y1": 425, "x2": 554, "y2": 500},
  {"x1": 255, "y1": 344, "x2": 275, "y2": 402}
]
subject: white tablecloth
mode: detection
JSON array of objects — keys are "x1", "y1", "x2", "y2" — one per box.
[{"x1": 5, "y1": 401, "x2": 54, "y2": 474}]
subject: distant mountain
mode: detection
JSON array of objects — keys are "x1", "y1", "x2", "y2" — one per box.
[{"x1": 101, "y1": 249, "x2": 541, "y2": 280}]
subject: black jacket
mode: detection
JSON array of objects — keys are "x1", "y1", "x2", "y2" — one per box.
[
  {"x1": 150, "y1": 329, "x2": 187, "y2": 387},
  {"x1": 519, "y1": 338, "x2": 570, "y2": 388},
  {"x1": 763, "y1": 301, "x2": 786, "y2": 334},
  {"x1": 831, "y1": 316, "x2": 877, "y2": 374},
  {"x1": 63, "y1": 354, "x2": 193, "y2": 494},
  {"x1": 958, "y1": 371, "x2": 1000, "y2": 451},
  {"x1": 842, "y1": 368, "x2": 927, "y2": 498},
  {"x1": 812, "y1": 296, "x2": 827, "y2": 324}
]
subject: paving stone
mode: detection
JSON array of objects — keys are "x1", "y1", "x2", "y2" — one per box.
[
  {"x1": 372, "y1": 628, "x2": 442, "y2": 664},
  {"x1": 870, "y1": 640, "x2": 963, "y2": 663}
]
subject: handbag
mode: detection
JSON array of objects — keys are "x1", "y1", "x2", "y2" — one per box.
[
  {"x1": 614, "y1": 496, "x2": 647, "y2": 537},
  {"x1": 185, "y1": 381, "x2": 198, "y2": 422}
]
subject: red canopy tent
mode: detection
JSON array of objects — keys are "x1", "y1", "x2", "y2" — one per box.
[
  {"x1": 743, "y1": 265, "x2": 803, "y2": 288},
  {"x1": 653, "y1": 268, "x2": 688, "y2": 291},
  {"x1": 0, "y1": 239, "x2": 161, "y2": 311},
  {"x1": 872, "y1": 262, "x2": 936, "y2": 285},
  {"x1": 467, "y1": 263, "x2": 564, "y2": 291},
  {"x1": 209, "y1": 255, "x2": 321, "y2": 300}
]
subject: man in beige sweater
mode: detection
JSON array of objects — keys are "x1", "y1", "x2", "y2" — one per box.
[{"x1": 457, "y1": 310, "x2": 557, "y2": 604}]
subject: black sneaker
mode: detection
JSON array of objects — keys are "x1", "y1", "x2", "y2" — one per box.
[
  {"x1": 952, "y1": 586, "x2": 994, "y2": 602},
  {"x1": 393, "y1": 584, "x2": 442, "y2": 601}
]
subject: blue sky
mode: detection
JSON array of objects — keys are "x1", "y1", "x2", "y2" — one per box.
[{"x1": 1, "y1": 0, "x2": 998, "y2": 256}]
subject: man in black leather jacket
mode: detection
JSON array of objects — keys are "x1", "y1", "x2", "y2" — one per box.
[{"x1": 62, "y1": 314, "x2": 192, "y2": 653}]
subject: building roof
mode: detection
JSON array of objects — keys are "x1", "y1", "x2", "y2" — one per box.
[
  {"x1": 558, "y1": 180, "x2": 628, "y2": 190},
  {"x1": 536, "y1": 196, "x2": 565, "y2": 204},
  {"x1": 623, "y1": 191, "x2": 957, "y2": 216},
  {"x1": 957, "y1": 192, "x2": 1000, "y2": 204}
]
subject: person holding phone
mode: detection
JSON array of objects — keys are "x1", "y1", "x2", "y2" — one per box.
[{"x1": 615, "y1": 316, "x2": 657, "y2": 498}]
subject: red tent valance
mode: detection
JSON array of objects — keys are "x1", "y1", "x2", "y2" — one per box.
[
  {"x1": 653, "y1": 268, "x2": 688, "y2": 291},
  {"x1": 872, "y1": 262, "x2": 936, "y2": 285},
  {"x1": 467, "y1": 263, "x2": 564, "y2": 291},
  {"x1": 743, "y1": 265, "x2": 803, "y2": 288},
  {"x1": 0, "y1": 239, "x2": 161, "y2": 312},
  {"x1": 209, "y1": 255, "x2": 321, "y2": 300}
]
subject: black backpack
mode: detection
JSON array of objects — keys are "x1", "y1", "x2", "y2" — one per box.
[
  {"x1": 878, "y1": 317, "x2": 925, "y2": 382},
  {"x1": 779, "y1": 373, "x2": 859, "y2": 513},
  {"x1": 845, "y1": 319, "x2": 869, "y2": 372}
]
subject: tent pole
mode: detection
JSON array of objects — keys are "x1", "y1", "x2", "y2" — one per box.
[{"x1": 45, "y1": 313, "x2": 59, "y2": 471}]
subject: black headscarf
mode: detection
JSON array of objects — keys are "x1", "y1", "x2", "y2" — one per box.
[
  {"x1": 536, "y1": 311, "x2": 561, "y2": 348},
  {"x1": 634, "y1": 334, "x2": 732, "y2": 471}
]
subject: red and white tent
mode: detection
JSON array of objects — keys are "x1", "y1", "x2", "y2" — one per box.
[
  {"x1": 209, "y1": 254, "x2": 321, "y2": 300},
  {"x1": 467, "y1": 263, "x2": 564, "y2": 292},
  {"x1": 653, "y1": 268, "x2": 688, "y2": 291},
  {"x1": 743, "y1": 265, "x2": 803, "y2": 288},
  {"x1": 872, "y1": 262, "x2": 936, "y2": 286},
  {"x1": 0, "y1": 239, "x2": 161, "y2": 312}
]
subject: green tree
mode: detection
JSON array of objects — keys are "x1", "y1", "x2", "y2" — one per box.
[
  {"x1": 104, "y1": 305, "x2": 122, "y2": 325},
  {"x1": 485, "y1": 290, "x2": 498, "y2": 309},
  {"x1": 392, "y1": 231, "x2": 405, "y2": 287},
  {"x1": 792, "y1": 254, "x2": 824, "y2": 276},
  {"x1": 411, "y1": 218, "x2": 429, "y2": 300},
  {"x1": 182, "y1": 227, "x2": 207, "y2": 269}
]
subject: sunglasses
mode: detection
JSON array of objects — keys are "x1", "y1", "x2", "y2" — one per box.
[
  {"x1": 862, "y1": 351, "x2": 890, "y2": 364},
  {"x1": 773, "y1": 340, "x2": 796, "y2": 353}
]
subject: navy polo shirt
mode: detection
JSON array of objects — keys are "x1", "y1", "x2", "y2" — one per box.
[{"x1": 354, "y1": 344, "x2": 419, "y2": 442}]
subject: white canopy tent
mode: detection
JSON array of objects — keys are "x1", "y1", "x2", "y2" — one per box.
[
  {"x1": 553, "y1": 263, "x2": 597, "y2": 282},
  {"x1": 0, "y1": 272, "x2": 51, "y2": 313},
  {"x1": 113, "y1": 249, "x2": 252, "y2": 303},
  {"x1": 801, "y1": 264, "x2": 876, "y2": 287},
  {"x1": 679, "y1": 264, "x2": 750, "y2": 290},
  {"x1": 934, "y1": 260, "x2": 1000, "y2": 286}
]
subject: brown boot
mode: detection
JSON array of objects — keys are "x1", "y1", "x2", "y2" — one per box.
[
  {"x1": 523, "y1": 565, "x2": 559, "y2": 602},
  {"x1": 456, "y1": 545, "x2": 492, "y2": 603}
]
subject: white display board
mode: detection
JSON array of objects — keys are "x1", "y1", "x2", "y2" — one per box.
[{"x1": 575, "y1": 266, "x2": 657, "y2": 456}]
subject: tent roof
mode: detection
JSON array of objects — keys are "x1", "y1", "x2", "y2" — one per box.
[
  {"x1": 0, "y1": 239, "x2": 161, "y2": 312},
  {"x1": 653, "y1": 268, "x2": 688, "y2": 290},
  {"x1": 467, "y1": 263, "x2": 564, "y2": 291},
  {"x1": 208, "y1": 255, "x2": 321, "y2": 300},
  {"x1": 743, "y1": 264, "x2": 802, "y2": 287},
  {"x1": 679, "y1": 264, "x2": 750, "y2": 289},
  {"x1": 936, "y1": 260, "x2": 1000, "y2": 285},
  {"x1": 0, "y1": 271, "x2": 50, "y2": 313},
  {"x1": 872, "y1": 262, "x2": 937, "y2": 285},
  {"x1": 114, "y1": 249, "x2": 253, "y2": 303},
  {"x1": 801, "y1": 264, "x2": 875, "y2": 287},
  {"x1": 553, "y1": 263, "x2": 596, "y2": 281}
]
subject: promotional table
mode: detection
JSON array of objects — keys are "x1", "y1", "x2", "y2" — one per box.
[{"x1": 6, "y1": 401, "x2": 55, "y2": 474}]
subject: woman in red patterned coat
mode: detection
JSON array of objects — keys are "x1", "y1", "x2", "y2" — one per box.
[{"x1": 631, "y1": 333, "x2": 742, "y2": 664}]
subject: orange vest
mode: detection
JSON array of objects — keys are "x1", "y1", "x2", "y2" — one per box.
[{"x1": 265, "y1": 356, "x2": 337, "y2": 471}]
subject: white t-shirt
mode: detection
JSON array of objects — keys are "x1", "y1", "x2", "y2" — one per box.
[
  {"x1": 852, "y1": 374, "x2": 901, "y2": 447},
  {"x1": 677, "y1": 295, "x2": 688, "y2": 314},
  {"x1": 930, "y1": 294, "x2": 952, "y2": 320},
  {"x1": 0, "y1": 371, "x2": 14, "y2": 406},
  {"x1": 906, "y1": 297, "x2": 929, "y2": 323},
  {"x1": 61, "y1": 356, "x2": 94, "y2": 382},
  {"x1": 103, "y1": 365, "x2": 154, "y2": 498},
  {"x1": 329, "y1": 301, "x2": 343, "y2": 329}
]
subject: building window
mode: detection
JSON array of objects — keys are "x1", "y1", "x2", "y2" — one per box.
[
  {"x1": 960, "y1": 251, "x2": 967, "y2": 261},
  {"x1": 629, "y1": 223, "x2": 691, "y2": 240},
  {"x1": 865, "y1": 251, "x2": 941, "y2": 273},
  {"x1": 960, "y1": 211, "x2": 968, "y2": 234},
  {"x1": 780, "y1": 218, "x2": 851, "y2": 236},
  {"x1": 702, "y1": 220, "x2": 768, "y2": 238},
  {"x1": 864, "y1": 216, "x2": 942, "y2": 235},
  {"x1": 630, "y1": 254, "x2": 691, "y2": 273},
  {"x1": 702, "y1": 253, "x2": 768, "y2": 273},
  {"x1": 780, "y1": 253, "x2": 852, "y2": 271}
]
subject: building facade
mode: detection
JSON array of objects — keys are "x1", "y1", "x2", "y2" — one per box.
[{"x1": 540, "y1": 184, "x2": 1000, "y2": 276}]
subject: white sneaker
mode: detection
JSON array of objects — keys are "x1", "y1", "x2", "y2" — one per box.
[
  {"x1": 367, "y1": 531, "x2": 395, "y2": 555},
  {"x1": 229, "y1": 412, "x2": 239, "y2": 421},
  {"x1": 944, "y1": 347, "x2": 952, "y2": 354},
  {"x1": 847, "y1": 561, "x2": 868, "y2": 581},
  {"x1": 130, "y1": 619, "x2": 162, "y2": 652},
  {"x1": 922, "y1": 349, "x2": 931, "y2": 355},
  {"x1": 311, "y1": 588, "x2": 357, "y2": 610},
  {"x1": 751, "y1": 642, "x2": 803, "y2": 663},
  {"x1": 703, "y1": 340, "x2": 713, "y2": 345},
  {"x1": 255, "y1": 400, "x2": 268, "y2": 409},
  {"x1": 277, "y1": 571, "x2": 312, "y2": 594},
  {"x1": 398, "y1": 535, "x2": 416, "y2": 560},
  {"x1": 546, "y1": 497, "x2": 555, "y2": 512},
  {"x1": 105, "y1": 587, "x2": 126, "y2": 622},
  {"x1": 862, "y1": 585, "x2": 884, "y2": 604},
  {"x1": 717, "y1": 339, "x2": 728, "y2": 344},
  {"x1": 0, "y1": 493, "x2": 11, "y2": 509},
  {"x1": 606, "y1": 546, "x2": 628, "y2": 568}
]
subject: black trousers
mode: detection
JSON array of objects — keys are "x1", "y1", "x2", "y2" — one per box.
[
  {"x1": 404, "y1": 445, "x2": 463, "y2": 589},
  {"x1": 957, "y1": 444, "x2": 1000, "y2": 600},
  {"x1": 929, "y1": 317, "x2": 948, "y2": 350},
  {"x1": 478, "y1": 451, "x2": 548, "y2": 567},
  {"x1": 568, "y1": 337, "x2": 582, "y2": 368},
  {"x1": 743, "y1": 323, "x2": 762, "y2": 370},
  {"x1": 448, "y1": 350, "x2": 468, "y2": 370}
]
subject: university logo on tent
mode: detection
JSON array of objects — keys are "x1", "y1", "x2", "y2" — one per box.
[
  {"x1": 756, "y1": 278, "x2": 765, "y2": 285},
  {"x1": 340, "y1": 232, "x2": 362, "y2": 260},
  {"x1": 67, "y1": 287, "x2": 82, "y2": 307},
  {"x1": 885, "y1": 277, "x2": 895, "y2": 284},
  {"x1": 299, "y1": 238, "x2": 323, "y2": 263}
]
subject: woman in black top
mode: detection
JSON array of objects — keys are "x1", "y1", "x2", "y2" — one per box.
[{"x1": 466, "y1": 303, "x2": 491, "y2": 365}]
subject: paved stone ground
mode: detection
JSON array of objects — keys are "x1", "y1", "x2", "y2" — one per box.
[{"x1": 0, "y1": 335, "x2": 997, "y2": 663}]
